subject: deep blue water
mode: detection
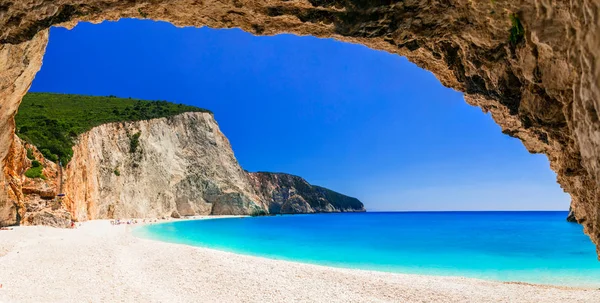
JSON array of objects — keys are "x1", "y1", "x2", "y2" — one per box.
[{"x1": 134, "y1": 212, "x2": 600, "y2": 287}]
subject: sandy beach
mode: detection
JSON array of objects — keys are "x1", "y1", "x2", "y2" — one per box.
[{"x1": 0, "y1": 218, "x2": 598, "y2": 303}]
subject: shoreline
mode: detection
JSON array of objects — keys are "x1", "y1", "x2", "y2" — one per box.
[
  {"x1": 134, "y1": 215, "x2": 599, "y2": 290},
  {"x1": 0, "y1": 218, "x2": 598, "y2": 302}
]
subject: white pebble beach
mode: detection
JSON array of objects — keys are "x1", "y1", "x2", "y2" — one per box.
[{"x1": 0, "y1": 217, "x2": 598, "y2": 303}]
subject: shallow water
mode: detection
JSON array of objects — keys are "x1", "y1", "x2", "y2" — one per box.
[{"x1": 134, "y1": 212, "x2": 600, "y2": 287}]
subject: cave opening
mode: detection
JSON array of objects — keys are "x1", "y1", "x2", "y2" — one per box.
[
  {"x1": 1, "y1": 1, "x2": 600, "y2": 299},
  {"x1": 0, "y1": 0, "x2": 598, "y2": 262},
  {"x1": 10, "y1": 18, "x2": 570, "y2": 216},
  {"x1": 3, "y1": 18, "x2": 598, "y2": 288}
]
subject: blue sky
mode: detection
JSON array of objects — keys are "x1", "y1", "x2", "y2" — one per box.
[{"x1": 29, "y1": 19, "x2": 569, "y2": 211}]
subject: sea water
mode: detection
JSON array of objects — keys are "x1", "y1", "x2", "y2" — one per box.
[{"x1": 134, "y1": 212, "x2": 600, "y2": 287}]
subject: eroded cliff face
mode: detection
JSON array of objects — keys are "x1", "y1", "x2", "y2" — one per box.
[
  {"x1": 2, "y1": 135, "x2": 71, "y2": 227},
  {"x1": 0, "y1": 1, "x2": 599, "y2": 256},
  {"x1": 1, "y1": 112, "x2": 364, "y2": 223},
  {"x1": 248, "y1": 172, "x2": 365, "y2": 214},
  {"x1": 0, "y1": 31, "x2": 48, "y2": 225},
  {"x1": 61, "y1": 112, "x2": 266, "y2": 220}
]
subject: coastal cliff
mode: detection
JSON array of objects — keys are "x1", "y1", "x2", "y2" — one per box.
[
  {"x1": 248, "y1": 172, "x2": 365, "y2": 214},
  {"x1": 61, "y1": 112, "x2": 268, "y2": 221},
  {"x1": 1, "y1": 109, "x2": 364, "y2": 226}
]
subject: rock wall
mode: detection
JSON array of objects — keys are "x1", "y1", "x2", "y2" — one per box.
[
  {"x1": 1, "y1": 112, "x2": 364, "y2": 223},
  {"x1": 2, "y1": 134, "x2": 71, "y2": 227},
  {"x1": 0, "y1": 30, "x2": 48, "y2": 225},
  {"x1": 61, "y1": 112, "x2": 266, "y2": 220},
  {"x1": 0, "y1": 1, "x2": 599, "y2": 256},
  {"x1": 248, "y1": 172, "x2": 365, "y2": 214},
  {"x1": 567, "y1": 206, "x2": 578, "y2": 223}
]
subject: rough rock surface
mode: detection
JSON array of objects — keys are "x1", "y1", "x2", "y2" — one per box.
[
  {"x1": 1, "y1": 112, "x2": 363, "y2": 222},
  {"x1": 2, "y1": 136, "x2": 71, "y2": 227},
  {"x1": 0, "y1": 1, "x2": 599, "y2": 256},
  {"x1": 567, "y1": 206, "x2": 578, "y2": 223},
  {"x1": 61, "y1": 112, "x2": 266, "y2": 220},
  {"x1": 0, "y1": 31, "x2": 48, "y2": 225},
  {"x1": 248, "y1": 172, "x2": 365, "y2": 214}
]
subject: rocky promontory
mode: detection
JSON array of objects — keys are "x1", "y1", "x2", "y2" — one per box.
[
  {"x1": 1, "y1": 95, "x2": 365, "y2": 226},
  {"x1": 248, "y1": 172, "x2": 365, "y2": 214}
]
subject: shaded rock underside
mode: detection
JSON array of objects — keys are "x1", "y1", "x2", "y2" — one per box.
[{"x1": 0, "y1": 0, "x2": 599, "y2": 257}]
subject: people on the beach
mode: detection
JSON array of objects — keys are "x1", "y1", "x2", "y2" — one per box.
[
  {"x1": 0, "y1": 227, "x2": 13, "y2": 231},
  {"x1": 109, "y1": 218, "x2": 145, "y2": 226},
  {"x1": 107, "y1": 217, "x2": 185, "y2": 226}
]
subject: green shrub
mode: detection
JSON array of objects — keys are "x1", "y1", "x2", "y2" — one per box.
[
  {"x1": 129, "y1": 132, "x2": 141, "y2": 153},
  {"x1": 31, "y1": 160, "x2": 42, "y2": 168},
  {"x1": 138, "y1": 8, "x2": 148, "y2": 18},
  {"x1": 40, "y1": 148, "x2": 58, "y2": 163},
  {"x1": 15, "y1": 93, "x2": 210, "y2": 165},
  {"x1": 509, "y1": 14, "x2": 524, "y2": 46},
  {"x1": 26, "y1": 148, "x2": 35, "y2": 160},
  {"x1": 24, "y1": 165, "x2": 45, "y2": 179},
  {"x1": 114, "y1": 168, "x2": 121, "y2": 176}
]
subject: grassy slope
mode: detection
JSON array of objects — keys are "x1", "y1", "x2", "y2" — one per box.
[{"x1": 16, "y1": 92, "x2": 210, "y2": 165}]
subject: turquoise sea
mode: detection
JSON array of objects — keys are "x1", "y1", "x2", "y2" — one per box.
[{"x1": 134, "y1": 212, "x2": 600, "y2": 287}]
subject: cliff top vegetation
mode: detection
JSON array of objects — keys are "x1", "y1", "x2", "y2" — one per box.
[{"x1": 16, "y1": 92, "x2": 210, "y2": 165}]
